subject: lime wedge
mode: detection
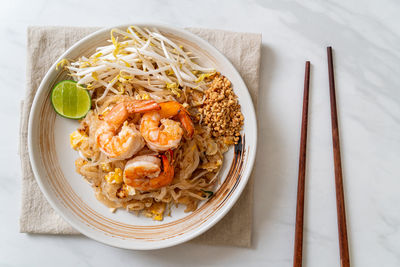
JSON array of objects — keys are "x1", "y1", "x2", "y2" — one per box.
[{"x1": 51, "y1": 80, "x2": 91, "y2": 119}]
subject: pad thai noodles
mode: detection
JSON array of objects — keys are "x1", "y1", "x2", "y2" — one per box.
[{"x1": 62, "y1": 26, "x2": 244, "y2": 220}]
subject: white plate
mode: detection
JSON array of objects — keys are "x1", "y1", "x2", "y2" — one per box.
[{"x1": 28, "y1": 24, "x2": 257, "y2": 250}]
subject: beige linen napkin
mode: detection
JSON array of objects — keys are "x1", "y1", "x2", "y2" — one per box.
[{"x1": 19, "y1": 26, "x2": 261, "y2": 247}]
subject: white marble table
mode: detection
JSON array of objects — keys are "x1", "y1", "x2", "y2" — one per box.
[{"x1": 1, "y1": 0, "x2": 399, "y2": 266}]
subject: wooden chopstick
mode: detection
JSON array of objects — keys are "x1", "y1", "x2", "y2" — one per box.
[
  {"x1": 327, "y1": 46, "x2": 350, "y2": 267},
  {"x1": 293, "y1": 61, "x2": 311, "y2": 267}
]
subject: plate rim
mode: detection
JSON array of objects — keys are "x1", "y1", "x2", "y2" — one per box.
[{"x1": 28, "y1": 23, "x2": 258, "y2": 250}]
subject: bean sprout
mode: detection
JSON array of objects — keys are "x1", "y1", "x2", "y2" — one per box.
[{"x1": 65, "y1": 26, "x2": 215, "y2": 104}]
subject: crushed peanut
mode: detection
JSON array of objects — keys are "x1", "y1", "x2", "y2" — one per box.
[{"x1": 199, "y1": 74, "x2": 244, "y2": 143}]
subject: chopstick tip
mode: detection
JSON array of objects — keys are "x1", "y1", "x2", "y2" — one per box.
[{"x1": 305, "y1": 61, "x2": 310, "y2": 70}]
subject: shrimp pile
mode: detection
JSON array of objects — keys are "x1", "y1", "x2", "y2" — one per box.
[{"x1": 66, "y1": 26, "x2": 243, "y2": 221}]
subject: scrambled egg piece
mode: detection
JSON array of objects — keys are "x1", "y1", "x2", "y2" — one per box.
[
  {"x1": 147, "y1": 202, "x2": 166, "y2": 221},
  {"x1": 200, "y1": 159, "x2": 222, "y2": 171},
  {"x1": 124, "y1": 184, "x2": 136, "y2": 196},
  {"x1": 100, "y1": 162, "x2": 112, "y2": 172},
  {"x1": 116, "y1": 184, "x2": 136, "y2": 198},
  {"x1": 105, "y1": 168, "x2": 123, "y2": 184},
  {"x1": 70, "y1": 130, "x2": 88, "y2": 150},
  {"x1": 141, "y1": 93, "x2": 150, "y2": 100}
]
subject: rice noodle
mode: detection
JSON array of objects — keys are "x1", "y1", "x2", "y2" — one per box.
[{"x1": 68, "y1": 26, "x2": 234, "y2": 220}]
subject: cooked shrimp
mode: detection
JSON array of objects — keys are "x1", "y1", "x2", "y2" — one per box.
[
  {"x1": 124, "y1": 151, "x2": 174, "y2": 190},
  {"x1": 140, "y1": 101, "x2": 194, "y2": 151},
  {"x1": 95, "y1": 100, "x2": 160, "y2": 159}
]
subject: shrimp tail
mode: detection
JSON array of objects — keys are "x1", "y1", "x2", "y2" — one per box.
[
  {"x1": 104, "y1": 100, "x2": 160, "y2": 128},
  {"x1": 125, "y1": 100, "x2": 161, "y2": 113},
  {"x1": 178, "y1": 110, "x2": 194, "y2": 138},
  {"x1": 159, "y1": 101, "x2": 194, "y2": 138},
  {"x1": 149, "y1": 151, "x2": 174, "y2": 189}
]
